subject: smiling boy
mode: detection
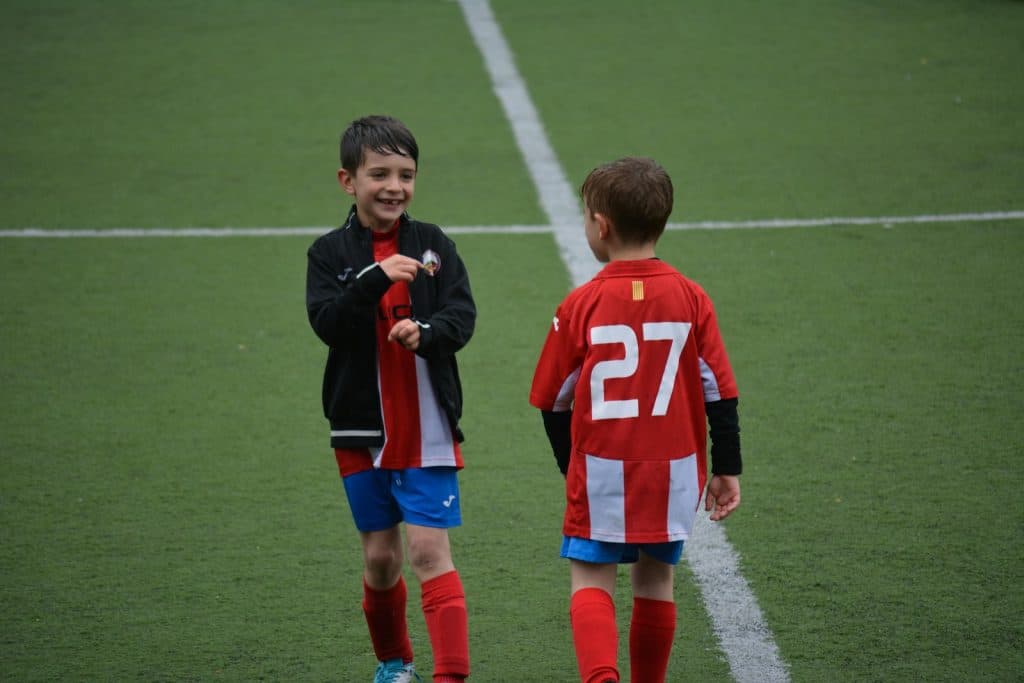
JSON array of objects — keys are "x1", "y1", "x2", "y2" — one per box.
[{"x1": 306, "y1": 115, "x2": 477, "y2": 683}]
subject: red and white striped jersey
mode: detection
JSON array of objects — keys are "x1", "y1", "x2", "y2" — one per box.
[
  {"x1": 336, "y1": 226, "x2": 462, "y2": 475},
  {"x1": 529, "y1": 259, "x2": 737, "y2": 543}
]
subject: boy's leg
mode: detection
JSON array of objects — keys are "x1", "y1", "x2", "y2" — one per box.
[
  {"x1": 341, "y1": 463, "x2": 413, "y2": 669},
  {"x1": 406, "y1": 524, "x2": 469, "y2": 682},
  {"x1": 392, "y1": 467, "x2": 468, "y2": 681},
  {"x1": 570, "y1": 560, "x2": 620, "y2": 683},
  {"x1": 360, "y1": 526, "x2": 414, "y2": 665},
  {"x1": 628, "y1": 551, "x2": 677, "y2": 683},
  {"x1": 361, "y1": 525, "x2": 405, "y2": 589}
]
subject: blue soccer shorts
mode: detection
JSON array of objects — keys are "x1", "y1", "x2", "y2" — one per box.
[
  {"x1": 342, "y1": 466, "x2": 461, "y2": 533},
  {"x1": 560, "y1": 535, "x2": 684, "y2": 566}
]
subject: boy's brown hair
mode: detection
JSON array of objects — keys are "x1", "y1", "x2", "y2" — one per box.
[
  {"x1": 340, "y1": 115, "x2": 419, "y2": 173},
  {"x1": 580, "y1": 156, "x2": 674, "y2": 245}
]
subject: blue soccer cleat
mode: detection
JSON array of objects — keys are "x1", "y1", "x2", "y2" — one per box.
[{"x1": 373, "y1": 658, "x2": 421, "y2": 683}]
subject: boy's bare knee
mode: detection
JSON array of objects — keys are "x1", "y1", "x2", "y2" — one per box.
[
  {"x1": 406, "y1": 533, "x2": 454, "y2": 580},
  {"x1": 361, "y1": 529, "x2": 404, "y2": 587},
  {"x1": 364, "y1": 545, "x2": 400, "y2": 571},
  {"x1": 363, "y1": 547, "x2": 402, "y2": 586},
  {"x1": 631, "y1": 554, "x2": 675, "y2": 601},
  {"x1": 407, "y1": 539, "x2": 441, "y2": 570}
]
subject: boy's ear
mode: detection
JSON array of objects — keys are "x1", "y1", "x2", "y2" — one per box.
[
  {"x1": 337, "y1": 168, "x2": 356, "y2": 196},
  {"x1": 594, "y1": 212, "x2": 612, "y2": 240}
]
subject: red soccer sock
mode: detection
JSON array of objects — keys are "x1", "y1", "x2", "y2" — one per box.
[
  {"x1": 420, "y1": 570, "x2": 470, "y2": 680},
  {"x1": 629, "y1": 597, "x2": 676, "y2": 683},
  {"x1": 570, "y1": 587, "x2": 619, "y2": 683},
  {"x1": 363, "y1": 576, "x2": 414, "y2": 664}
]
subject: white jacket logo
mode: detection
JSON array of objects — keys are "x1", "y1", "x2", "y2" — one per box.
[{"x1": 421, "y1": 249, "x2": 441, "y2": 276}]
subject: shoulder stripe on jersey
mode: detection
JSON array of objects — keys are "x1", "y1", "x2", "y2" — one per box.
[
  {"x1": 553, "y1": 367, "x2": 581, "y2": 411},
  {"x1": 699, "y1": 357, "x2": 722, "y2": 402}
]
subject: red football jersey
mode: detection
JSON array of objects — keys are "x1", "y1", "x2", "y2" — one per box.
[
  {"x1": 529, "y1": 259, "x2": 737, "y2": 543},
  {"x1": 336, "y1": 226, "x2": 462, "y2": 476}
]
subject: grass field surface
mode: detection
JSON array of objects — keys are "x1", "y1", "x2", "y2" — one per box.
[{"x1": 2, "y1": 1, "x2": 1022, "y2": 681}]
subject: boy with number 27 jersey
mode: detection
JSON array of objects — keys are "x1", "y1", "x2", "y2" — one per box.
[
  {"x1": 529, "y1": 157, "x2": 742, "y2": 683},
  {"x1": 530, "y1": 258, "x2": 737, "y2": 544}
]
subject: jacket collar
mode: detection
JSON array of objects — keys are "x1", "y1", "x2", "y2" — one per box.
[{"x1": 341, "y1": 205, "x2": 411, "y2": 232}]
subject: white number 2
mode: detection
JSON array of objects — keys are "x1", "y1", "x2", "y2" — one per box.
[{"x1": 590, "y1": 322, "x2": 692, "y2": 420}]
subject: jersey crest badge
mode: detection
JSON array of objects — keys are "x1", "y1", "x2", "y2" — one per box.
[{"x1": 421, "y1": 249, "x2": 441, "y2": 276}]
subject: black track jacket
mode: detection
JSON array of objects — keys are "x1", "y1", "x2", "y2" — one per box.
[{"x1": 306, "y1": 207, "x2": 476, "y2": 449}]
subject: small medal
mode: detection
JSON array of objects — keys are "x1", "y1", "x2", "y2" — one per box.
[{"x1": 420, "y1": 249, "x2": 441, "y2": 276}]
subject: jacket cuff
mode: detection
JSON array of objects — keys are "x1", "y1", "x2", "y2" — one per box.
[
  {"x1": 415, "y1": 320, "x2": 435, "y2": 355},
  {"x1": 353, "y1": 263, "x2": 393, "y2": 302}
]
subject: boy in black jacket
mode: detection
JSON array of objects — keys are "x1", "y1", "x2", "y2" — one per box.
[{"x1": 306, "y1": 115, "x2": 476, "y2": 683}]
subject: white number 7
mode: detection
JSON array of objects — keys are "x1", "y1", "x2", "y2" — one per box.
[{"x1": 590, "y1": 322, "x2": 692, "y2": 420}]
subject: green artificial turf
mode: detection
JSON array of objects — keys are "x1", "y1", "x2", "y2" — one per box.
[
  {"x1": 493, "y1": 0, "x2": 1024, "y2": 221},
  {"x1": 0, "y1": 0, "x2": 544, "y2": 229},
  {"x1": 657, "y1": 223, "x2": 1024, "y2": 681},
  {"x1": 2, "y1": 1, "x2": 1022, "y2": 681}
]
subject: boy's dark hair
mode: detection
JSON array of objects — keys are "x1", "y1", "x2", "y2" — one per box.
[
  {"x1": 340, "y1": 115, "x2": 419, "y2": 172},
  {"x1": 580, "y1": 157, "x2": 674, "y2": 244}
]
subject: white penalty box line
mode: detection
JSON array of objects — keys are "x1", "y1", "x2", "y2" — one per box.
[{"x1": 2, "y1": 210, "x2": 1022, "y2": 239}]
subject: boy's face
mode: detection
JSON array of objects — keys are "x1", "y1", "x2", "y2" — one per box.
[{"x1": 338, "y1": 148, "x2": 416, "y2": 232}]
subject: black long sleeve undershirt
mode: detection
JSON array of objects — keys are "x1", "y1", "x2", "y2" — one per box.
[
  {"x1": 540, "y1": 397, "x2": 742, "y2": 477},
  {"x1": 706, "y1": 397, "x2": 742, "y2": 475},
  {"x1": 541, "y1": 410, "x2": 573, "y2": 476}
]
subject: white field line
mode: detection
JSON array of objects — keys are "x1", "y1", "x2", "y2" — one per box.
[
  {"x1": 2, "y1": 211, "x2": 1021, "y2": 239},
  {"x1": 0, "y1": 226, "x2": 551, "y2": 238},
  {"x1": 456, "y1": 0, "x2": 596, "y2": 285},
  {"x1": 456, "y1": 1, "x2": 791, "y2": 682},
  {"x1": 666, "y1": 210, "x2": 1024, "y2": 230}
]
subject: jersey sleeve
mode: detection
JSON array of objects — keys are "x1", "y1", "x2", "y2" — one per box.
[
  {"x1": 693, "y1": 290, "x2": 738, "y2": 402},
  {"x1": 529, "y1": 300, "x2": 585, "y2": 412}
]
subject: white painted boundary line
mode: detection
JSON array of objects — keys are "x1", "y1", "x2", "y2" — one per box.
[
  {"x1": 456, "y1": 1, "x2": 791, "y2": 682},
  {"x1": 0, "y1": 224, "x2": 557, "y2": 237},
  {"x1": 2, "y1": 211, "x2": 1020, "y2": 239},
  {"x1": 456, "y1": 0, "x2": 596, "y2": 286},
  {"x1": 687, "y1": 512, "x2": 790, "y2": 683},
  {"x1": 0, "y1": 226, "x2": 551, "y2": 238},
  {"x1": 0, "y1": 227, "x2": 332, "y2": 238},
  {"x1": 666, "y1": 210, "x2": 1024, "y2": 230}
]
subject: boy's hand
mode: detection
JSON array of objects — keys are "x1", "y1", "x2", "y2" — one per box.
[
  {"x1": 378, "y1": 254, "x2": 421, "y2": 283},
  {"x1": 387, "y1": 319, "x2": 420, "y2": 351},
  {"x1": 705, "y1": 474, "x2": 741, "y2": 521}
]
